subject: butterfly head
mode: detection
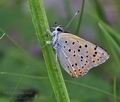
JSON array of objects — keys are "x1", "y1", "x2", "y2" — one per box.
[
  {"x1": 55, "y1": 26, "x2": 64, "y2": 32},
  {"x1": 52, "y1": 26, "x2": 64, "y2": 36}
]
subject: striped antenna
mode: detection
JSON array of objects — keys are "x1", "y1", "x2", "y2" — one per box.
[
  {"x1": 0, "y1": 28, "x2": 6, "y2": 40},
  {"x1": 65, "y1": 10, "x2": 80, "y2": 29}
]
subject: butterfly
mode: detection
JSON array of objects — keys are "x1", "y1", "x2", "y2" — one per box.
[{"x1": 50, "y1": 26, "x2": 109, "y2": 78}]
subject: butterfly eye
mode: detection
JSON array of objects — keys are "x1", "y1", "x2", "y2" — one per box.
[{"x1": 57, "y1": 28, "x2": 63, "y2": 32}]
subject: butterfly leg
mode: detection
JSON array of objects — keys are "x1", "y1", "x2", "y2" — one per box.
[
  {"x1": 39, "y1": 29, "x2": 52, "y2": 39},
  {"x1": 46, "y1": 29, "x2": 52, "y2": 36},
  {"x1": 41, "y1": 29, "x2": 52, "y2": 49},
  {"x1": 0, "y1": 33, "x2": 6, "y2": 40},
  {"x1": 55, "y1": 53, "x2": 58, "y2": 62},
  {"x1": 46, "y1": 41, "x2": 52, "y2": 44},
  {"x1": 41, "y1": 41, "x2": 52, "y2": 49}
]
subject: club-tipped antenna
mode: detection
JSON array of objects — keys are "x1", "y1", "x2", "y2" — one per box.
[{"x1": 65, "y1": 10, "x2": 80, "y2": 29}]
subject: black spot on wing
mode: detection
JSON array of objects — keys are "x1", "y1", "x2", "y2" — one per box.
[
  {"x1": 65, "y1": 41, "x2": 68, "y2": 43},
  {"x1": 68, "y1": 49, "x2": 71, "y2": 52},
  {"x1": 72, "y1": 42, "x2": 75, "y2": 45},
  {"x1": 73, "y1": 54, "x2": 76, "y2": 57},
  {"x1": 75, "y1": 63, "x2": 77, "y2": 66},
  {"x1": 78, "y1": 49, "x2": 80, "y2": 52},
  {"x1": 79, "y1": 45, "x2": 82, "y2": 48},
  {"x1": 85, "y1": 45, "x2": 87, "y2": 48},
  {"x1": 93, "y1": 54, "x2": 96, "y2": 57},
  {"x1": 95, "y1": 52, "x2": 97, "y2": 54},
  {"x1": 94, "y1": 45, "x2": 97, "y2": 50},
  {"x1": 81, "y1": 56, "x2": 83, "y2": 59}
]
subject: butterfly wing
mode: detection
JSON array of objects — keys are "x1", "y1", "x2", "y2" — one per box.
[{"x1": 56, "y1": 33, "x2": 109, "y2": 77}]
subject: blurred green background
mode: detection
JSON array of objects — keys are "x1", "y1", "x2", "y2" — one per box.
[{"x1": 0, "y1": 0, "x2": 120, "y2": 102}]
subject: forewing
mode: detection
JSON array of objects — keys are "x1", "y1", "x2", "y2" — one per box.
[{"x1": 57, "y1": 33, "x2": 109, "y2": 77}]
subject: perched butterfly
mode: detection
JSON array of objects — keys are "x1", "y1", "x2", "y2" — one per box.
[{"x1": 50, "y1": 26, "x2": 109, "y2": 78}]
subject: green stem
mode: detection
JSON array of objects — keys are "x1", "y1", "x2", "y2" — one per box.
[
  {"x1": 28, "y1": 0, "x2": 70, "y2": 102},
  {"x1": 113, "y1": 76, "x2": 117, "y2": 102},
  {"x1": 76, "y1": 0, "x2": 85, "y2": 34}
]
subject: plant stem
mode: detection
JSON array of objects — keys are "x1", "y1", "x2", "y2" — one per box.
[
  {"x1": 113, "y1": 76, "x2": 117, "y2": 102},
  {"x1": 76, "y1": 0, "x2": 85, "y2": 34},
  {"x1": 28, "y1": 0, "x2": 70, "y2": 102}
]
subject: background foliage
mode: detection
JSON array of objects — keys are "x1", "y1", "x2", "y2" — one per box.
[{"x1": 0, "y1": 0, "x2": 120, "y2": 102}]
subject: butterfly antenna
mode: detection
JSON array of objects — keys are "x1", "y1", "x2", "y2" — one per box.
[
  {"x1": 65, "y1": 10, "x2": 80, "y2": 29},
  {"x1": 0, "y1": 28, "x2": 6, "y2": 40},
  {"x1": 54, "y1": 21, "x2": 58, "y2": 25},
  {"x1": 50, "y1": 22, "x2": 60, "y2": 30},
  {"x1": 50, "y1": 27, "x2": 56, "y2": 30}
]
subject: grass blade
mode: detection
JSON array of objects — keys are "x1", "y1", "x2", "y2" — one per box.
[
  {"x1": 92, "y1": 0, "x2": 107, "y2": 22},
  {"x1": 1, "y1": 72, "x2": 120, "y2": 100},
  {"x1": 98, "y1": 22, "x2": 120, "y2": 74},
  {"x1": 0, "y1": 71, "x2": 114, "y2": 98},
  {"x1": 113, "y1": 76, "x2": 117, "y2": 102},
  {"x1": 66, "y1": 80, "x2": 120, "y2": 100},
  {"x1": 99, "y1": 21, "x2": 120, "y2": 54},
  {"x1": 99, "y1": 21, "x2": 120, "y2": 42},
  {"x1": 76, "y1": 0, "x2": 85, "y2": 34},
  {"x1": 28, "y1": 0, "x2": 70, "y2": 102}
]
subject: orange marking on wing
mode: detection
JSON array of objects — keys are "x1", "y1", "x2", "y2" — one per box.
[{"x1": 70, "y1": 68, "x2": 88, "y2": 78}]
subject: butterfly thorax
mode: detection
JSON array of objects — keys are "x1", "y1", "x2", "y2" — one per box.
[{"x1": 52, "y1": 26, "x2": 64, "y2": 49}]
